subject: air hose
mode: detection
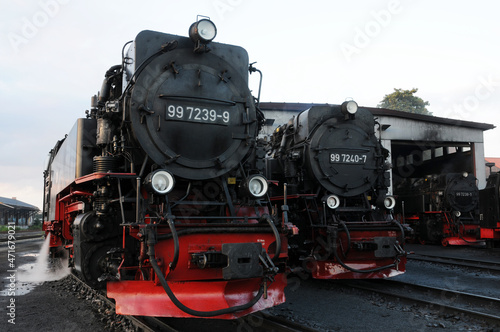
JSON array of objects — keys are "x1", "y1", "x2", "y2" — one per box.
[
  {"x1": 331, "y1": 220, "x2": 405, "y2": 274},
  {"x1": 146, "y1": 227, "x2": 266, "y2": 317}
]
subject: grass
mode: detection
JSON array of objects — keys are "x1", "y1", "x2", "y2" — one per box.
[{"x1": 0, "y1": 224, "x2": 43, "y2": 232}]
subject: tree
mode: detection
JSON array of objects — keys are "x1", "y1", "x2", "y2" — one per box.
[{"x1": 378, "y1": 88, "x2": 432, "y2": 115}]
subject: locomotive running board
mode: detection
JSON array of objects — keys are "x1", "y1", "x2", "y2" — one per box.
[{"x1": 107, "y1": 277, "x2": 286, "y2": 319}]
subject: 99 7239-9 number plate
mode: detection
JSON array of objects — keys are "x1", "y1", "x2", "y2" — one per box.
[
  {"x1": 165, "y1": 104, "x2": 230, "y2": 125},
  {"x1": 330, "y1": 153, "x2": 367, "y2": 164}
]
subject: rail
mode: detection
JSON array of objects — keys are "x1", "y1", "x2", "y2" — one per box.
[{"x1": 340, "y1": 279, "x2": 500, "y2": 326}]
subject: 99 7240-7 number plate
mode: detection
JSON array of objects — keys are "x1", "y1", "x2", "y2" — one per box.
[
  {"x1": 330, "y1": 153, "x2": 367, "y2": 164},
  {"x1": 165, "y1": 104, "x2": 230, "y2": 125}
]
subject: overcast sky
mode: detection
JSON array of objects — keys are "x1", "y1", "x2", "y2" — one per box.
[{"x1": 1, "y1": 0, "x2": 499, "y2": 209}]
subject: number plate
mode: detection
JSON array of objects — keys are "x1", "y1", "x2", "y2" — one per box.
[
  {"x1": 165, "y1": 104, "x2": 230, "y2": 125},
  {"x1": 330, "y1": 153, "x2": 367, "y2": 164},
  {"x1": 455, "y1": 192, "x2": 473, "y2": 197}
]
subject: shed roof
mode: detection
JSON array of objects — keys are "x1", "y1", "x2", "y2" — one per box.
[
  {"x1": 0, "y1": 197, "x2": 39, "y2": 211},
  {"x1": 258, "y1": 102, "x2": 495, "y2": 131}
]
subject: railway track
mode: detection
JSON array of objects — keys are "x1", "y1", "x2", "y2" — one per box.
[
  {"x1": 340, "y1": 279, "x2": 500, "y2": 326},
  {"x1": 0, "y1": 231, "x2": 44, "y2": 243},
  {"x1": 408, "y1": 252, "x2": 500, "y2": 272},
  {"x1": 241, "y1": 312, "x2": 319, "y2": 331}
]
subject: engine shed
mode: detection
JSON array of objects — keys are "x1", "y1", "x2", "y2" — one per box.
[
  {"x1": 259, "y1": 102, "x2": 495, "y2": 191},
  {"x1": 0, "y1": 196, "x2": 39, "y2": 226}
]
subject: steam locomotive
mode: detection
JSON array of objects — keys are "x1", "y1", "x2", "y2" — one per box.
[
  {"x1": 265, "y1": 102, "x2": 407, "y2": 279},
  {"x1": 397, "y1": 172, "x2": 481, "y2": 246},
  {"x1": 42, "y1": 19, "x2": 290, "y2": 319}
]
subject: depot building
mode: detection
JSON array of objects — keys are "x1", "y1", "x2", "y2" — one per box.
[{"x1": 258, "y1": 102, "x2": 495, "y2": 192}]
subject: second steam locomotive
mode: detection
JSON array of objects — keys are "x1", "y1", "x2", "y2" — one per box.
[{"x1": 265, "y1": 102, "x2": 407, "y2": 279}]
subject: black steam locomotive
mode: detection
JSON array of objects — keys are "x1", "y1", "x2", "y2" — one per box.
[
  {"x1": 398, "y1": 172, "x2": 481, "y2": 246},
  {"x1": 265, "y1": 102, "x2": 407, "y2": 279},
  {"x1": 42, "y1": 18, "x2": 289, "y2": 319}
]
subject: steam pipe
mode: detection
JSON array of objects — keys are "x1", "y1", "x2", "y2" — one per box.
[
  {"x1": 98, "y1": 65, "x2": 122, "y2": 106},
  {"x1": 249, "y1": 62, "x2": 262, "y2": 107},
  {"x1": 261, "y1": 215, "x2": 281, "y2": 261},
  {"x1": 166, "y1": 217, "x2": 179, "y2": 270},
  {"x1": 339, "y1": 221, "x2": 351, "y2": 257},
  {"x1": 135, "y1": 177, "x2": 141, "y2": 223}
]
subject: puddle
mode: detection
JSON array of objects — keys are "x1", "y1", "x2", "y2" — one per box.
[{"x1": 1, "y1": 233, "x2": 71, "y2": 296}]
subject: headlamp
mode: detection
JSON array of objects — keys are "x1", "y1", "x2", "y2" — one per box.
[
  {"x1": 189, "y1": 19, "x2": 217, "y2": 44},
  {"x1": 383, "y1": 196, "x2": 396, "y2": 210},
  {"x1": 324, "y1": 194, "x2": 340, "y2": 209},
  {"x1": 341, "y1": 101, "x2": 358, "y2": 115},
  {"x1": 144, "y1": 170, "x2": 175, "y2": 195},
  {"x1": 246, "y1": 175, "x2": 268, "y2": 198}
]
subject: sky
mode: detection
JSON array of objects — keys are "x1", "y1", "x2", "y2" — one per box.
[{"x1": 1, "y1": 0, "x2": 499, "y2": 209}]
